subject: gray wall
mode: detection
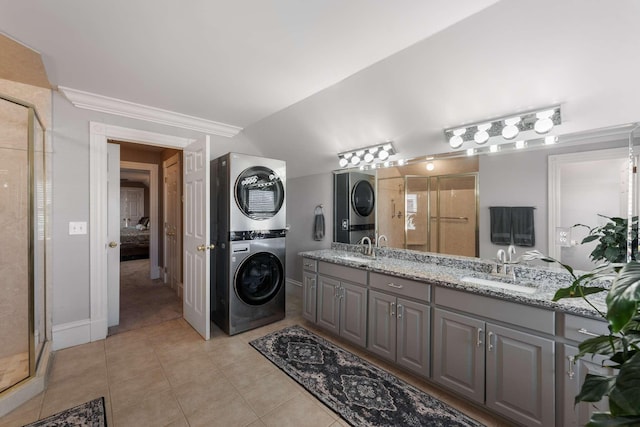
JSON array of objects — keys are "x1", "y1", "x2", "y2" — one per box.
[
  {"x1": 50, "y1": 92, "x2": 259, "y2": 327},
  {"x1": 479, "y1": 139, "x2": 629, "y2": 262},
  {"x1": 285, "y1": 173, "x2": 333, "y2": 282}
]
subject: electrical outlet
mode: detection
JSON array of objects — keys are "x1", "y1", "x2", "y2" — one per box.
[
  {"x1": 69, "y1": 221, "x2": 87, "y2": 235},
  {"x1": 555, "y1": 227, "x2": 571, "y2": 247}
]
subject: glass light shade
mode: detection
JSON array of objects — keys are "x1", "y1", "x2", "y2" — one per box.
[
  {"x1": 426, "y1": 162, "x2": 435, "y2": 171},
  {"x1": 449, "y1": 135, "x2": 464, "y2": 148},
  {"x1": 474, "y1": 130, "x2": 489, "y2": 144},
  {"x1": 501, "y1": 119, "x2": 520, "y2": 139},
  {"x1": 383, "y1": 161, "x2": 390, "y2": 167},
  {"x1": 378, "y1": 150, "x2": 390, "y2": 160},
  {"x1": 515, "y1": 140, "x2": 527, "y2": 149},
  {"x1": 398, "y1": 159, "x2": 405, "y2": 165},
  {"x1": 383, "y1": 143, "x2": 392, "y2": 151},
  {"x1": 466, "y1": 148, "x2": 475, "y2": 156},
  {"x1": 338, "y1": 157, "x2": 348, "y2": 167},
  {"x1": 364, "y1": 152, "x2": 374, "y2": 162},
  {"x1": 544, "y1": 135, "x2": 557, "y2": 145},
  {"x1": 534, "y1": 117, "x2": 554, "y2": 134},
  {"x1": 490, "y1": 144, "x2": 499, "y2": 153},
  {"x1": 351, "y1": 155, "x2": 361, "y2": 165},
  {"x1": 368, "y1": 147, "x2": 379, "y2": 154},
  {"x1": 343, "y1": 152, "x2": 352, "y2": 159},
  {"x1": 355, "y1": 150, "x2": 365, "y2": 156}
]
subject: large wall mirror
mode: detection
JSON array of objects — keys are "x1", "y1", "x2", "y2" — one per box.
[{"x1": 334, "y1": 124, "x2": 640, "y2": 266}]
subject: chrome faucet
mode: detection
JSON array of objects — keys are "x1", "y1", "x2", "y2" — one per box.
[
  {"x1": 360, "y1": 236, "x2": 373, "y2": 256},
  {"x1": 377, "y1": 234, "x2": 388, "y2": 248},
  {"x1": 507, "y1": 245, "x2": 517, "y2": 263}
]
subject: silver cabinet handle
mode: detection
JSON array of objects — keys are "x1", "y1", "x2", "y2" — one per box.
[
  {"x1": 387, "y1": 283, "x2": 404, "y2": 289},
  {"x1": 397, "y1": 304, "x2": 403, "y2": 318},
  {"x1": 341, "y1": 287, "x2": 345, "y2": 299},
  {"x1": 477, "y1": 328, "x2": 483, "y2": 347},
  {"x1": 488, "y1": 331, "x2": 494, "y2": 351},
  {"x1": 335, "y1": 285, "x2": 339, "y2": 298},
  {"x1": 390, "y1": 302, "x2": 396, "y2": 317},
  {"x1": 567, "y1": 355, "x2": 576, "y2": 379},
  {"x1": 578, "y1": 328, "x2": 600, "y2": 337}
]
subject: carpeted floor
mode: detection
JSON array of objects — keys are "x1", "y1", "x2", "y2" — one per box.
[
  {"x1": 250, "y1": 325, "x2": 484, "y2": 427},
  {"x1": 107, "y1": 259, "x2": 182, "y2": 336}
]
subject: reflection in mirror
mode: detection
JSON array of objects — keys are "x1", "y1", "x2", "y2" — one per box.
[
  {"x1": 333, "y1": 170, "x2": 376, "y2": 244},
  {"x1": 376, "y1": 157, "x2": 478, "y2": 256},
  {"x1": 631, "y1": 126, "x2": 640, "y2": 262}
]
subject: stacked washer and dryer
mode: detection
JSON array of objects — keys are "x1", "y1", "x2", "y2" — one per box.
[{"x1": 210, "y1": 153, "x2": 286, "y2": 335}]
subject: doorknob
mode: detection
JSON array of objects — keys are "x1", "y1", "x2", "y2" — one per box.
[
  {"x1": 197, "y1": 244, "x2": 215, "y2": 251},
  {"x1": 108, "y1": 241, "x2": 118, "y2": 248}
]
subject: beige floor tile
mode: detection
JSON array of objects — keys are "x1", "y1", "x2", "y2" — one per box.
[
  {"x1": 161, "y1": 352, "x2": 218, "y2": 387},
  {"x1": 0, "y1": 392, "x2": 43, "y2": 427},
  {"x1": 240, "y1": 370, "x2": 301, "y2": 416},
  {"x1": 109, "y1": 366, "x2": 171, "y2": 413},
  {"x1": 48, "y1": 343, "x2": 107, "y2": 386},
  {"x1": 260, "y1": 394, "x2": 336, "y2": 427},
  {"x1": 106, "y1": 348, "x2": 162, "y2": 385},
  {"x1": 185, "y1": 395, "x2": 258, "y2": 427},
  {"x1": 246, "y1": 419, "x2": 267, "y2": 427},
  {"x1": 222, "y1": 354, "x2": 276, "y2": 391},
  {"x1": 173, "y1": 370, "x2": 239, "y2": 416},
  {"x1": 154, "y1": 338, "x2": 209, "y2": 366},
  {"x1": 40, "y1": 377, "x2": 110, "y2": 419},
  {"x1": 105, "y1": 329, "x2": 151, "y2": 356},
  {"x1": 329, "y1": 419, "x2": 350, "y2": 427},
  {"x1": 112, "y1": 389, "x2": 183, "y2": 427}
]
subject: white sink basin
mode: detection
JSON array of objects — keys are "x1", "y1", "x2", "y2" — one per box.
[
  {"x1": 460, "y1": 276, "x2": 537, "y2": 294},
  {"x1": 339, "y1": 255, "x2": 375, "y2": 264}
]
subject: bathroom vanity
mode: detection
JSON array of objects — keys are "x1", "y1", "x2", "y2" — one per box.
[{"x1": 300, "y1": 245, "x2": 609, "y2": 427}]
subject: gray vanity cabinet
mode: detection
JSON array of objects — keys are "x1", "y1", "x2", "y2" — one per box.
[
  {"x1": 560, "y1": 314, "x2": 612, "y2": 426},
  {"x1": 301, "y1": 258, "x2": 318, "y2": 323},
  {"x1": 316, "y1": 262, "x2": 368, "y2": 347},
  {"x1": 433, "y1": 287, "x2": 555, "y2": 427},
  {"x1": 368, "y1": 290, "x2": 430, "y2": 377}
]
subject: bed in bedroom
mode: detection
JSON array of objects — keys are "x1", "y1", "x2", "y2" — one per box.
[{"x1": 120, "y1": 222, "x2": 150, "y2": 261}]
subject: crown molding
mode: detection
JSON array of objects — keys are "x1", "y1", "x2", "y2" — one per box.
[{"x1": 59, "y1": 86, "x2": 243, "y2": 137}]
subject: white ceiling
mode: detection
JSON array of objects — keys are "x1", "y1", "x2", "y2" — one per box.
[{"x1": 2, "y1": 0, "x2": 640, "y2": 178}]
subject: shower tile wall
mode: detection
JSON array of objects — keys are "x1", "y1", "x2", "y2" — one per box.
[{"x1": 0, "y1": 98, "x2": 30, "y2": 391}]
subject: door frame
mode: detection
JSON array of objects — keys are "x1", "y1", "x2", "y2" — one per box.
[
  {"x1": 120, "y1": 160, "x2": 160, "y2": 279},
  {"x1": 163, "y1": 152, "x2": 182, "y2": 294},
  {"x1": 88, "y1": 122, "x2": 193, "y2": 341}
]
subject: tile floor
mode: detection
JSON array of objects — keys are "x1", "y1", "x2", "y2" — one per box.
[{"x1": 1, "y1": 286, "x2": 511, "y2": 427}]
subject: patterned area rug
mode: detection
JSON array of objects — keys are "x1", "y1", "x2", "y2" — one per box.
[
  {"x1": 23, "y1": 397, "x2": 107, "y2": 427},
  {"x1": 250, "y1": 325, "x2": 483, "y2": 427}
]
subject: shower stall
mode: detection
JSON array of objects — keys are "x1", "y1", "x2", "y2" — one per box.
[
  {"x1": 378, "y1": 172, "x2": 478, "y2": 257},
  {"x1": 0, "y1": 94, "x2": 50, "y2": 398}
]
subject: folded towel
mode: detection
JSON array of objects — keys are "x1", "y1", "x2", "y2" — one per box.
[
  {"x1": 313, "y1": 211, "x2": 325, "y2": 241},
  {"x1": 512, "y1": 206, "x2": 535, "y2": 247},
  {"x1": 490, "y1": 206, "x2": 512, "y2": 245}
]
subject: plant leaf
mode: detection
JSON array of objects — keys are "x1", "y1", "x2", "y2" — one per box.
[
  {"x1": 576, "y1": 374, "x2": 616, "y2": 404},
  {"x1": 582, "y1": 235, "x2": 601, "y2": 243},
  {"x1": 608, "y1": 352, "x2": 640, "y2": 415},
  {"x1": 587, "y1": 413, "x2": 640, "y2": 427},
  {"x1": 607, "y1": 262, "x2": 640, "y2": 333}
]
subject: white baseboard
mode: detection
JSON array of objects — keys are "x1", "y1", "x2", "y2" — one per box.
[
  {"x1": 52, "y1": 319, "x2": 92, "y2": 350},
  {"x1": 151, "y1": 264, "x2": 162, "y2": 280}
]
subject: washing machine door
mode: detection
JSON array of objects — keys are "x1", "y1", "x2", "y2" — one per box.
[
  {"x1": 235, "y1": 252, "x2": 284, "y2": 306},
  {"x1": 351, "y1": 179, "x2": 375, "y2": 217},
  {"x1": 235, "y1": 166, "x2": 285, "y2": 220}
]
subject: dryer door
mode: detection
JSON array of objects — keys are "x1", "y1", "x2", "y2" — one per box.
[
  {"x1": 351, "y1": 179, "x2": 375, "y2": 217},
  {"x1": 235, "y1": 166, "x2": 285, "y2": 220},
  {"x1": 235, "y1": 252, "x2": 284, "y2": 306}
]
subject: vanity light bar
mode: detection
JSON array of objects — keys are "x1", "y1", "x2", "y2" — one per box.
[
  {"x1": 443, "y1": 105, "x2": 562, "y2": 150},
  {"x1": 338, "y1": 142, "x2": 396, "y2": 168}
]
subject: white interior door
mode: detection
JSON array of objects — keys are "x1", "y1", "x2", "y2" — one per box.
[
  {"x1": 183, "y1": 135, "x2": 211, "y2": 339},
  {"x1": 107, "y1": 143, "x2": 121, "y2": 327}
]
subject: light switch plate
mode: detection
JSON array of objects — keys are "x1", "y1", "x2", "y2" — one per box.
[{"x1": 69, "y1": 221, "x2": 87, "y2": 235}]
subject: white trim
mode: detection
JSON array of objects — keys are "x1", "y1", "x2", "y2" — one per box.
[
  {"x1": 548, "y1": 146, "x2": 633, "y2": 260},
  {"x1": 60, "y1": 86, "x2": 242, "y2": 137},
  {"x1": 90, "y1": 122, "x2": 195, "y2": 342},
  {"x1": 52, "y1": 319, "x2": 92, "y2": 350},
  {"x1": 120, "y1": 160, "x2": 161, "y2": 279}
]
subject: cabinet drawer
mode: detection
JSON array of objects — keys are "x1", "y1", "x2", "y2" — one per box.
[
  {"x1": 318, "y1": 261, "x2": 367, "y2": 285},
  {"x1": 563, "y1": 313, "x2": 609, "y2": 342},
  {"x1": 302, "y1": 258, "x2": 317, "y2": 272},
  {"x1": 369, "y1": 272, "x2": 430, "y2": 302}
]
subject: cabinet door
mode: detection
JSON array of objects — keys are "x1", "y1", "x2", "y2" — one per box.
[
  {"x1": 397, "y1": 298, "x2": 430, "y2": 377},
  {"x1": 302, "y1": 272, "x2": 317, "y2": 323},
  {"x1": 367, "y1": 290, "x2": 396, "y2": 361},
  {"x1": 317, "y1": 276, "x2": 340, "y2": 335},
  {"x1": 486, "y1": 323, "x2": 555, "y2": 427},
  {"x1": 340, "y1": 282, "x2": 367, "y2": 348},
  {"x1": 433, "y1": 308, "x2": 485, "y2": 404},
  {"x1": 563, "y1": 344, "x2": 611, "y2": 427}
]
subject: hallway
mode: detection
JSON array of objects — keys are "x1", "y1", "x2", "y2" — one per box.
[{"x1": 107, "y1": 259, "x2": 182, "y2": 336}]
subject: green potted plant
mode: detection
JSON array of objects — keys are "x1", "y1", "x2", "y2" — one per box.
[{"x1": 526, "y1": 215, "x2": 640, "y2": 426}]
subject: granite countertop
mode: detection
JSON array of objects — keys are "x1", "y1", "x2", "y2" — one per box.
[{"x1": 299, "y1": 248, "x2": 608, "y2": 320}]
